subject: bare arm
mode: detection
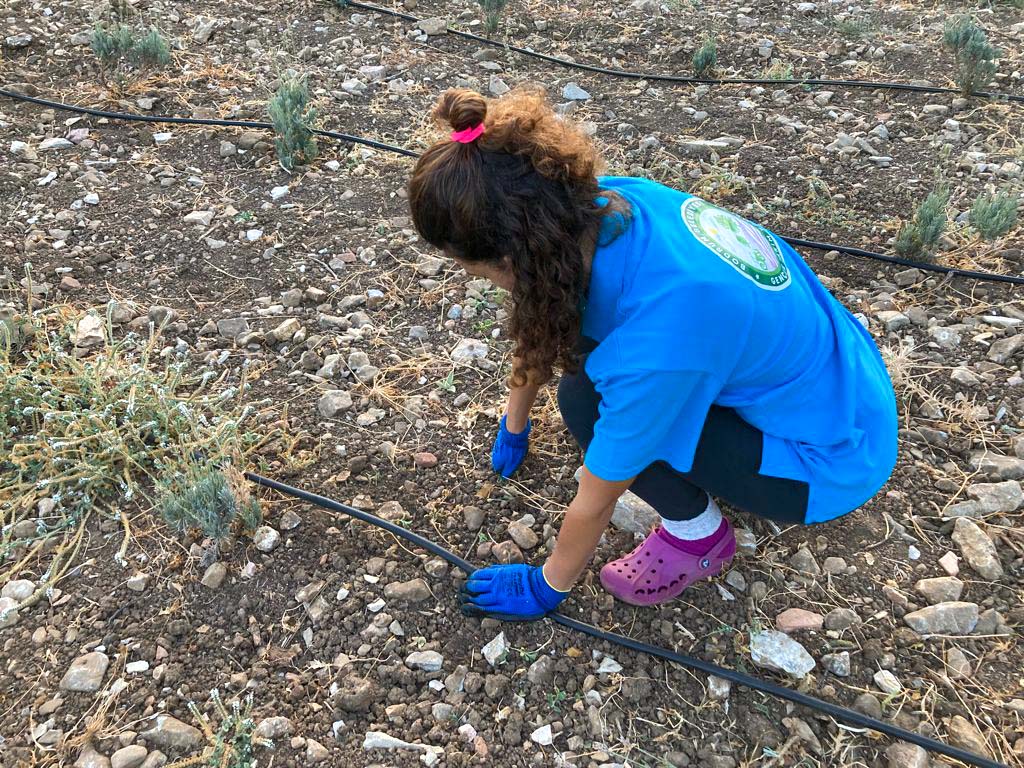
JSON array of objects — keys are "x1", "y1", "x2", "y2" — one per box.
[
  {"x1": 504, "y1": 358, "x2": 541, "y2": 433},
  {"x1": 542, "y1": 466, "x2": 634, "y2": 591}
]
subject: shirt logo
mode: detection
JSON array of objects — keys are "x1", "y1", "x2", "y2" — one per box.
[{"x1": 681, "y1": 198, "x2": 791, "y2": 291}]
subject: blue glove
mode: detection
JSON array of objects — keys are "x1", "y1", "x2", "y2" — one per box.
[
  {"x1": 460, "y1": 564, "x2": 568, "y2": 621},
  {"x1": 491, "y1": 416, "x2": 531, "y2": 478}
]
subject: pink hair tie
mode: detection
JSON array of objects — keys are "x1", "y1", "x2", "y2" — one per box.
[{"x1": 451, "y1": 123, "x2": 485, "y2": 144}]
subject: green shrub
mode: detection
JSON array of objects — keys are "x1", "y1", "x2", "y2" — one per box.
[
  {"x1": 185, "y1": 690, "x2": 271, "y2": 767},
  {"x1": 834, "y1": 16, "x2": 873, "y2": 39},
  {"x1": 91, "y1": 23, "x2": 136, "y2": 64},
  {"x1": 894, "y1": 187, "x2": 950, "y2": 260},
  {"x1": 268, "y1": 76, "x2": 318, "y2": 171},
  {"x1": 692, "y1": 35, "x2": 717, "y2": 77},
  {"x1": 130, "y1": 27, "x2": 171, "y2": 67},
  {"x1": 763, "y1": 60, "x2": 794, "y2": 80},
  {"x1": 970, "y1": 190, "x2": 1019, "y2": 240},
  {"x1": 943, "y1": 15, "x2": 1000, "y2": 96},
  {"x1": 478, "y1": 0, "x2": 509, "y2": 34},
  {"x1": 158, "y1": 464, "x2": 261, "y2": 541},
  {"x1": 91, "y1": 23, "x2": 170, "y2": 68}
]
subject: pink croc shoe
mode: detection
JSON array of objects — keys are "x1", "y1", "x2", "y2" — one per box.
[{"x1": 599, "y1": 521, "x2": 736, "y2": 607}]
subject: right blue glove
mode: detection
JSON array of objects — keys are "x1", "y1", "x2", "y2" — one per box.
[
  {"x1": 460, "y1": 564, "x2": 567, "y2": 621},
  {"x1": 491, "y1": 415, "x2": 531, "y2": 478}
]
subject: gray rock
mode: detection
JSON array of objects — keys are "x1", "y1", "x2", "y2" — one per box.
[
  {"x1": 253, "y1": 525, "x2": 280, "y2": 552},
  {"x1": 451, "y1": 338, "x2": 488, "y2": 363},
  {"x1": 947, "y1": 715, "x2": 991, "y2": 758},
  {"x1": 1, "y1": 579, "x2": 34, "y2": 601},
  {"x1": 562, "y1": 82, "x2": 591, "y2": 101},
  {"x1": 527, "y1": 656, "x2": 555, "y2": 686},
  {"x1": 183, "y1": 210, "x2": 215, "y2": 226},
  {"x1": 269, "y1": 318, "x2": 300, "y2": 343},
  {"x1": 853, "y1": 693, "x2": 882, "y2": 720},
  {"x1": 39, "y1": 137, "x2": 74, "y2": 151},
  {"x1": 821, "y1": 651, "x2": 850, "y2": 677},
  {"x1": 789, "y1": 548, "x2": 820, "y2": 576},
  {"x1": 824, "y1": 607, "x2": 861, "y2": 630},
  {"x1": 418, "y1": 18, "x2": 447, "y2": 35},
  {"x1": 885, "y1": 742, "x2": 929, "y2": 768},
  {"x1": 318, "y1": 390, "x2": 353, "y2": 418},
  {"x1": 903, "y1": 602, "x2": 979, "y2": 635},
  {"x1": 987, "y1": 333, "x2": 1024, "y2": 364},
  {"x1": 952, "y1": 518, "x2": 1003, "y2": 580},
  {"x1": 968, "y1": 451, "x2": 1024, "y2": 480},
  {"x1": 749, "y1": 630, "x2": 815, "y2": 678},
  {"x1": 138, "y1": 751, "x2": 165, "y2": 768},
  {"x1": 200, "y1": 562, "x2": 227, "y2": 589},
  {"x1": 254, "y1": 716, "x2": 293, "y2": 741},
  {"x1": 148, "y1": 306, "x2": 177, "y2": 326},
  {"x1": 876, "y1": 310, "x2": 909, "y2": 332},
  {"x1": 60, "y1": 652, "x2": 110, "y2": 692},
  {"x1": 463, "y1": 506, "x2": 485, "y2": 530},
  {"x1": 110, "y1": 745, "x2": 147, "y2": 768},
  {"x1": 943, "y1": 500, "x2": 983, "y2": 519},
  {"x1": 945, "y1": 646, "x2": 971, "y2": 678},
  {"x1": 966, "y1": 480, "x2": 1023, "y2": 512},
  {"x1": 5, "y1": 33, "x2": 33, "y2": 47},
  {"x1": 507, "y1": 521, "x2": 539, "y2": 549},
  {"x1": 405, "y1": 651, "x2": 444, "y2": 672},
  {"x1": 384, "y1": 578, "x2": 431, "y2": 603},
  {"x1": 415, "y1": 255, "x2": 444, "y2": 276},
  {"x1": 216, "y1": 318, "x2": 249, "y2": 339},
  {"x1": 363, "y1": 731, "x2": 435, "y2": 752},
  {"x1": 74, "y1": 745, "x2": 111, "y2": 768},
  {"x1": 307, "y1": 738, "x2": 329, "y2": 763},
  {"x1": 489, "y1": 75, "x2": 510, "y2": 97},
  {"x1": 873, "y1": 669, "x2": 901, "y2": 694},
  {"x1": 141, "y1": 715, "x2": 202, "y2": 752},
  {"x1": 482, "y1": 631, "x2": 508, "y2": 667},
  {"x1": 707, "y1": 675, "x2": 731, "y2": 700},
  {"x1": 914, "y1": 577, "x2": 963, "y2": 604},
  {"x1": 73, "y1": 314, "x2": 105, "y2": 348}
]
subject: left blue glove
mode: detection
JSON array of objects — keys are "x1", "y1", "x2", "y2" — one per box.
[
  {"x1": 491, "y1": 416, "x2": 531, "y2": 478},
  {"x1": 460, "y1": 564, "x2": 568, "y2": 621}
]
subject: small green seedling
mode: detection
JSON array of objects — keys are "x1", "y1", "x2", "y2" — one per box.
[
  {"x1": 969, "y1": 190, "x2": 1019, "y2": 240},
  {"x1": 692, "y1": 35, "x2": 717, "y2": 77},
  {"x1": 478, "y1": 0, "x2": 509, "y2": 34},
  {"x1": 268, "y1": 75, "x2": 318, "y2": 171},
  {"x1": 158, "y1": 464, "x2": 261, "y2": 541},
  {"x1": 91, "y1": 24, "x2": 169, "y2": 68},
  {"x1": 894, "y1": 187, "x2": 950, "y2": 260},
  {"x1": 943, "y1": 15, "x2": 1000, "y2": 96}
]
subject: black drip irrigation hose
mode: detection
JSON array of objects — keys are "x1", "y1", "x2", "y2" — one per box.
[
  {"x1": 3, "y1": 86, "x2": 1023, "y2": 288},
  {"x1": 245, "y1": 471, "x2": 1007, "y2": 768},
  {"x1": 0, "y1": 87, "x2": 420, "y2": 158},
  {"x1": 342, "y1": 0, "x2": 1024, "y2": 104}
]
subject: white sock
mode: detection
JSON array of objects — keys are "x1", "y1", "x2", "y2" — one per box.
[{"x1": 660, "y1": 496, "x2": 723, "y2": 540}]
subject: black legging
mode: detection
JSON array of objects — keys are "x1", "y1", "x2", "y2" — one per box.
[{"x1": 558, "y1": 343, "x2": 810, "y2": 525}]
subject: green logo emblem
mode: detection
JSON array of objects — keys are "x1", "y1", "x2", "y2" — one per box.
[{"x1": 681, "y1": 198, "x2": 791, "y2": 291}]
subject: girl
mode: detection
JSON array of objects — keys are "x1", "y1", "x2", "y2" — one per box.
[{"x1": 407, "y1": 88, "x2": 897, "y2": 620}]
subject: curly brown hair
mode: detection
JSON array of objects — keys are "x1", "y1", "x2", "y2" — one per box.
[{"x1": 407, "y1": 87, "x2": 625, "y2": 386}]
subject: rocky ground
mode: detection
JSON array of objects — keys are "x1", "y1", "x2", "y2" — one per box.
[{"x1": 1, "y1": 0, "x2": 1023, "y2": 766}]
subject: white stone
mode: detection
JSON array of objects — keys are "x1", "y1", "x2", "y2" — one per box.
[
  {"x1": 183, "y1": 210, "x2": 215, "y2": 226},
  {"x1": 530, "y1": 724, "x2": 554, "y2": 746},
  {"x1": 451, "y1": 338, "x2": 488, "y2": 363},
  {"x1": 270, "y1": 185, "x2": 290, "y2": 201},
  {"x1": 253, "y1": 525, "x2": 280, "y2": 552},
  {"x1": 405, "y1": 650, "x2": 444, "y2": 673},
  {"x1": 596, "y1": 656, "x2": 623, "y2": 674},
  {"x1": 749, "y1": 630, "x2": 815, "y2": 679},
  {"x1": 73, "y1": 314, "x2": 105, "y2": 348},
  {"x1": 1, "y1": 579, "x2": 34, "y2": 601},
  {"x1": 874, "y1": 669, "x2": 901, "y2": 694},
  {"x1": 482, "y1": 631, "x2": 507, "y2": 667},
  {"x1": 39, "y1": 137, "x2": 74, "y2": 151},
  {"x1": 125, "y1": 660, "x2": 150, "y2": 674}
]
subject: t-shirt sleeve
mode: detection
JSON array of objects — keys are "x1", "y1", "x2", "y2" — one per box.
[{"x1": 583, "y1": 368, "x2": 720, "y2": 482}]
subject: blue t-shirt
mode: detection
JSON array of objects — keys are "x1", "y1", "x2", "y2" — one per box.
[{"x1": 582, "y1": 176, "x2": 897, "y2": 523}]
